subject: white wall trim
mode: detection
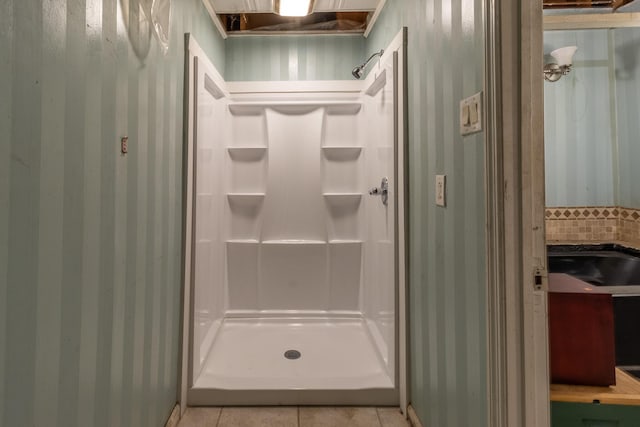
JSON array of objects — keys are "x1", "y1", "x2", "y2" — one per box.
[
  {"x1": 164, "y1": 404, "x2": 181, "y2": 427},
  {"x1": 179, "y1": 33, "x2": 196, "y2": 417},
  {"x1": 226, "y1": 30, "x2": 366, "y2": 37},
  {"x1": 544, "y1": 12, "x2": 640, "y2": 30},
  {"x1": 407, "y1": 405, "x2": 423, "y2": 427},
  {"x1": 180, "y1": 34, "x2": 229, "y2": 415},
  {"x1": 522, "y1": 0, "x2": 551, "y2": 424},
  {"x1": 369, "y1": 27, "x2": 410, "y2": 416},
  {"x1": 201, "y1": 0, "x2": 229, "y2": 39},
  {"x1": 364, "y1": 0, "x2": 388, "y2": 38},
  {"x1": 484, "y1": 0, "x2": 509, "y2": 423},
  {"x1": 226, "y1": 80, "x2": 364, "y2": 94},
  {"x1": 359, "y1": 27, "x2": 410, "y2": 415},
  {"x1": 486, "y1": 0, "x2": 550, "y2": 425},
  {"x1": 396, "y1": 28, "x2": 409, "y2": 417}
]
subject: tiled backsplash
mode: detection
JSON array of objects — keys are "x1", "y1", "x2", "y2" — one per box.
[{"x1": 546, "y1": 206, "x2": 640, "y2": 248}]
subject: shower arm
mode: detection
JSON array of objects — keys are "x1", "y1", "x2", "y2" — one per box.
[
  {"x1": 362, "y1": 50, "x2": 384, "y2": 69},
  {"x1": 352, "y1": 49, "x2": 385, "y2": 79}
]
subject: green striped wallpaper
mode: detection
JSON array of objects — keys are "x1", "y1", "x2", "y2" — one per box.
[
  {"x1": 0, "y1": 1, "x2": 224, "y2": 426},
  {"x1": 613, "y1": 27, "x2": 640, "y2": 209},
  {"x1": 2, "y1": 1, "x2": 490, "y2": 426},
  {"x1": 225, "y1": 35, "x2": 365, "y2": 81},
  {"x1": 544, "y1": 28, "x2": 640, "y2": 209},
  {"x1": 367, "y1": 2, "x2": 488, "y2": 427},
  {"x1": 544, "y1": 29, "x2": 617, "y2": 207}
]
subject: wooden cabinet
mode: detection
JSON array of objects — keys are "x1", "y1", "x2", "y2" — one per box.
[
  {"x1": 552, "y1": 402, "x2": 640, "y2": 427},
  {"x1": 543, "y1": 0, "x2": 634, "y2": 10},
  {"x1": 549, "y1": 273, "x2": 616, "y2": 386}
]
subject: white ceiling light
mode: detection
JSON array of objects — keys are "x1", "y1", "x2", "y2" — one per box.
[{"x1": 276, "y1": 0, "x2": 315, "y2": 16}]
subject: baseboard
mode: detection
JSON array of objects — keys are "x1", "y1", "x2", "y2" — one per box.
[
  {"x1": 164, "y1": 404, "x2": 181, "y2": 427},
  {"x1": 407, "y1": 405, "x2": 423, "y2": 427}
]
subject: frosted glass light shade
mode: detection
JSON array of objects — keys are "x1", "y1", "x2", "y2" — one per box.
[
  {"x1": 276, "y1": 0, "x2": 314, "y2": 16},
  {"x1": 550, "y1": 46, "x2": 578, "y2": 66}
]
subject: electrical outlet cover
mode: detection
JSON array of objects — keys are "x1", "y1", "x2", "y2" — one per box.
[{"x1": 436, "y1": 175, "x2": 446, "y2": 207}]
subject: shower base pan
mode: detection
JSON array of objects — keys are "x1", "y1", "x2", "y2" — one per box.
[{"x1": 189, "y1": 318, "x2": 396, "y2": 406}]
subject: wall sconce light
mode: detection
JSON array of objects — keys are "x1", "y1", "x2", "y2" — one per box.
[
  {"x1": 544, "y1": 46, "x2": 578, "y2": 82},
  {"x1": 276, "y1": 0, "x2": 315, "y2": 16}
]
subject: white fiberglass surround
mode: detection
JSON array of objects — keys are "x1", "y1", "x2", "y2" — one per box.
[{"x1": 183, "y1": 31, "x2": 406, "y2": 407}]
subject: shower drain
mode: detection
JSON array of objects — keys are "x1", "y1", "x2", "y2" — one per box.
[{"x1": 284, "y1": 350, "x2": 301, "y2": 360}]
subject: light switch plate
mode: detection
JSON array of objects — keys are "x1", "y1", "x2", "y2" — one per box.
[
  {"x1": 460, "y1": 92, "x2": 483, "y2": 136},
  {"x1": 435, "y1": 175, "x2": 446, "y2": 207}
]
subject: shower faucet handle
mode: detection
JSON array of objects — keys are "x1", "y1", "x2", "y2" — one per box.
[{"x1": 368, "y1": 177, "x2": 389, "y2": 206}]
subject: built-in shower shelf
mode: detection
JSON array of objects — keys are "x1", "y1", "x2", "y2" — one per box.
[
  {"x1": 329, "y1": 240, "x2": 363, "y2": 244},
  {"x1": 321, "y1": 146, "x2": 362, "y2": 160},
  {"x1": 229, "y1": 102, "x2": 361, "y2": 116},
  {"x1": 227, "y1": 146, "x2": 267, "y2": 161},
  {"x1": 262, "y1": 240, "x2": 326, "y2": 245},
  {"x1": 226, "y1": 239, "x2": 260, "y2": 244}
]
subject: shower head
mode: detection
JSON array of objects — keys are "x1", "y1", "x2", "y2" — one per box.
[
  {"x1": 352, "y1": 49, "x2": 384, "y2": 79},
  {"x1": 352, "y1": 65, "x2": 365, "y2": 79}
]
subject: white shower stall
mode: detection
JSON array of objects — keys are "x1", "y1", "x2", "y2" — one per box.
[{"x1": 182, "y1": 30, "x2": 406, "y2": 407}]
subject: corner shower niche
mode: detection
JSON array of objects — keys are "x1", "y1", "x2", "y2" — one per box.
[
  {"x1": 187, "y1": 32, "x2": 403, "y2": 405},
  {"x1": 224, "y1": 102, "x2": 365, "y2": 313}
]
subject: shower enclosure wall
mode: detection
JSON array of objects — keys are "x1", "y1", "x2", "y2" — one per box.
[{"x1": 182, "y1": 31, "x2": 406, "y2": 406}]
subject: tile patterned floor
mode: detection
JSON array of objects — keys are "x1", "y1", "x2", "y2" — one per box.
[{"x1": 178, "y1": 406, "x2": 410, "y2": 427}]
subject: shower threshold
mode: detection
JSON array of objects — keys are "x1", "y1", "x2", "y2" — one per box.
[{"x1": 192, "y1": 318, "x2": 394, "y2": 393}]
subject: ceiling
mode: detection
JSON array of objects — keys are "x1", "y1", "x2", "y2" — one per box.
[
  {"x1": 211, "y1": 0, "x2": 381, "y2": 14},
  {"x1": 203, "y1": 0, "x2": 386, "y2": 36}
]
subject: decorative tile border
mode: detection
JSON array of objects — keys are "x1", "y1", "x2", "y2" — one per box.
[
  {"x1": 546, "y1": 206, "x2": 640, "y2": 248},
  {"x1": 545, "y1": 206, "x2": 618, "y2": 220},
  {"x1": 619, "y1": 207, "x2": 640, "y2": 221},
  {"x1": 619, "y1": 208, "x2": 640, "y2": 248}
]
